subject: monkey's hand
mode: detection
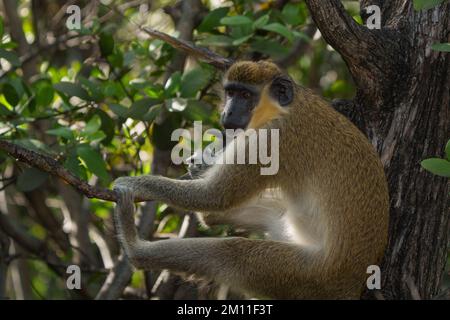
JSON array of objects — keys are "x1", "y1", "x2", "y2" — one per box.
[{"x1": 113, "y1": 176, "x2": 154, "y2": 202}]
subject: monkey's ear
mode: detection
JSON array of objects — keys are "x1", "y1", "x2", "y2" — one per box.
[{"x1": 270, "y1": 75, "x2": 294, "y2": 106}]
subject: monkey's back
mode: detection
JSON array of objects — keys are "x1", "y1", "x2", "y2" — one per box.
[{"x1": 275, "y1": 88, "x2": 389, "y2": 297}]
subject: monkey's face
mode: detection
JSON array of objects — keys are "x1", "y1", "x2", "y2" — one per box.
[
  {"x1": 221, "y1": 75, "x2": 294, "y2": 130},
  {"x1": 221, "y1": 82, "x2": 260, "y2": 129},
  {"x1": 221, "y1": 61, "x2": 295, "y2": 130}
]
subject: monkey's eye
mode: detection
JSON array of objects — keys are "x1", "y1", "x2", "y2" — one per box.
[
  {"x1": 226, "y1": 89, "x2": 235, "y2": 97},
  {"x1": 241, "y1": 91, "x2": 252, "y2": 99}
]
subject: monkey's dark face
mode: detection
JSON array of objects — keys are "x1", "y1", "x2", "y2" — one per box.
[
  {"x1": 221, "y1": 82, "x2": 260, "y2": 130},
  {"x1": 221, "y1": 76, "x2": 294, "y2": 130}
]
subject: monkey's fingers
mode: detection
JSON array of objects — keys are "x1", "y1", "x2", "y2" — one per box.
[{"x1": 113, "y1": 186, "x2": 135, "y2": 213}]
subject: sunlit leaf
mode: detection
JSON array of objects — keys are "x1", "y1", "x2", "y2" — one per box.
[{"x1": 77, "y1": 144, "x2": 109, "y2": 182}]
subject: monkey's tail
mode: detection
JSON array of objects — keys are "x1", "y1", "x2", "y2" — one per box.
[{"x1": 113, "y1": 186, "x2": 139, "y2": 256}]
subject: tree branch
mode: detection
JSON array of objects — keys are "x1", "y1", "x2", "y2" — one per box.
[
  {"x1": 140, "y1": 27, "x2": 233, "y2": 70},
  {"x1": 304, "y1": 0, "x2": 375, "y2": 63},
  {"x1": 304, "y1": 0, "x2": 408, "y2": 109},
  {"x1": 0, "y1": 139, "x2": 116, "y2": 202}
]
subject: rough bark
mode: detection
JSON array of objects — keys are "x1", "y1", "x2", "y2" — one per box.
[{"x1": 306, "y1": 0, "x2": 449, "y2": 299}]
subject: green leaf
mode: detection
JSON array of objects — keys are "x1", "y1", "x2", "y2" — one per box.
[
  {"x1": 64, "y1": 151, "x2": 87, "y2": 180},
  {"x1": 16, "y1": 168, "x2": 48, "y2": 192},
  {"x1": 36, "y1": 85, "x2": 54, "y2": 107},
  {"x1": 54, "y1": 82, "x2": 91, "y2": 100},
  {"x1": 445, "y1": 140, "x2": 450, "y2": 160},
  {"x1": 107, "y1": 51, "x2": 123, "y2": 69},
  {"x1": 220, "y1": 16, "x2": 253, "y2": 26},
  {"x1": 0, "y1": 103, "x2": 13, "y2": 116},
  {"x1": 129, "y1": 78, "x2": 149, "y2": 90},
  {"x1": 180, "y1": 68, "x2": 212, "y2": 98},
  {"x1": 198, "y1": 35, "x2": 233, "y2": 47},
  {"x1": 183, "y1": 100, "x2": 213, "y2": 122},
  {"x1": 86, "y1": 130, "x2": 106, "y2": 143},
  {"x1": 261, "y1": 23, "x2": 294, "y2": 42},
  {"x1": 281, "y1": 3, "x2": 303, "y2": 25},
  {"x1": 293, "y1": 31, "x2": 312, "y2": 42},
  {"x1": 78, "y1": 76, "x2": 104, "y2": 102},
  {"x1": 109, "y1": 103, "x2": 129, "y2": 118},
  {"x1": 413, "y1": 0, "x2": 445, "y2": 10},
  {"x1": 46, "y1": 127, "x2": 74, "y2": 140},
  {"x1": 83, "y1": 115, "x2": 102, "y2": 136},
  {"x1": 198, "y1": 7, "x2": 230, "y2": 32},
  {"x1": 166, "y1": 98, "x2": 188, "y2": 112},
  {"x1": 250, "y1": 38, "x2": 289, "y2": 58},
  {"x1": 232, "y1": 34, "x2": 253, "y2": 46},
  {"x1": 13, "y1": 139, "x2": 50, "y2": 154},
  {"x1": 2, "y1": 83, "x2": 20, "y2": 106},
  {"x1": 94, "y1": 109, "x2": 115, "y2": 145},
  {"x1": 103, "y1": 81, "x2": 125, "y2": 100},
  {"x1": 421, "y1": 158, "x2": 450, "y2": 177},
  {"x1": 142, "y1": 104, "x2": 162, "y2": 122},
  {"x1": 77, "y1": 144, "x2": 109, "y2": 182},
  {"x1": 0, "y1": 48, "x2": 21, "y2": 67},
  {"x1": 129, "y1": 98, "x2": 161, "y2": 120},
  {"x1": 431, "y1": 43, "x2": 450, "y2": 52},
  {"x1": 99, "y1": 32, "x2": 114, "y2": 56},
  {"x1": 164, "y1": 71, "x2": 181, "y2": 97},
  {"x1": 252, "y1": 14, "x2": 270, "y2": 30}
]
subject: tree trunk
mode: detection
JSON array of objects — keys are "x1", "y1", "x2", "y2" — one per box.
[{"x1": 306, "y1": 0, "x2": 449, "y2": 299}]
